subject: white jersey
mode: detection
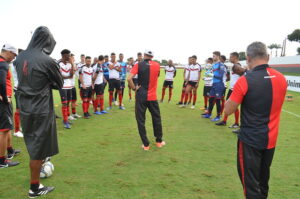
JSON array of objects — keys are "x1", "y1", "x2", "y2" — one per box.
[
  {"x1": 76, "y1": 62, "x2": 85, "y2": 78},
  {"x1": 223, "y1": 65, "x2": 228, "y2": 86},
  {"x1": 133, "y1": 61, "x2": 139, "y2": 79},
  {"x1": 188, "y1": 64, "x2": 201, "y2": 82},
  {"x1": 165, "y1": 65, "x2": 176, "y2": 81},
  {"x1": 58, "y1": 61, "x2": 73, "y2": 89},
  {"x1": 94, "y1": 64, "x2": 104, "y2": 85},
  {"x1": 184, "y1": 64, "x2": 190, "y2": 80},
  {"x1": 108, "y1": 61, "x2": 121, "y2": 80},
  {"x1": 79, "y1": 65, "x2": 93, "y2": 87},
  {"x1": 230, "y1": 63, "x2": 242, "y2": 89},
  {"x1": 11, "y1": 64, "x2": 18, "y2": 89}
]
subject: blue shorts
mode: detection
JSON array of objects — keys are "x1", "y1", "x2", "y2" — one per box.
[{"x1": 209, "y1": 82, "x2": 225, "y2": 99}]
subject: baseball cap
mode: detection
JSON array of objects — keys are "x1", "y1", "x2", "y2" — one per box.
[
  {"x1": 144, "y1": 49, "x2": 154, "y2": 57},
  {"x1": 2, "y1": 44, "x2": 18, "y2": 55}
]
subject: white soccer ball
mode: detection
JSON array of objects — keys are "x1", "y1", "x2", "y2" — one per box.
[{"x1": 40, "y1": 161, "x2": 54, "y2": 178}]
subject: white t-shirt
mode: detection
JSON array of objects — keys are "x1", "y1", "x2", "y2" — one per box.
[
  {"x1": 230, "y1": 73, "x2": 240, "y2": 89},
  {"x1": 108, "y1": 61, "x2": 121, "y2": 80},
  {"x1": 188, "y1": 64, "x2": 201, "y2": 82},
  {"x1": 94, "y1": 64, "x2": 104, "y2": 85},
  {"x1": 79, "y1": 65, "x2": 93, "y2": 87},
  {"x1": 165, "y1": 65, "x2": 176, "y2": 81},
  {"x1": 76, "y1": 62, "x2": 85, "y2": 78},
  {"x1": 58, "y1": 61, "x2": 73, "y2": 89},
  {"x1": 184, "y1": 64, "x2": 190, "y2": 80}
]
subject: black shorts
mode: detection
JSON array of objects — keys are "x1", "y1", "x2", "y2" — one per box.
[
  {"x1": 226, "y1": 89, "x2": 233, "y2": 100},
  {"x1": 203, "y1": 86, "x2": 212, "y2": 97},
  {"x1": 59, "y1": 89, "x2": 72, "y2": 103},
  {"x1": 71, "y1": 87, "x2": 77, "y2": 101},
  {"x1": 94, "y1": 84, "x2": 105, "y2": 95},
  {"x1": 133, "y1": 78, "x2": 138, "y2": 87},
  {"x1": 81, "y1": 87, "x2": 93, "y2": 99},
  {"x1": 120, "y1": 80, "x2": 126, "y2": 89},
  {"x1": 109, "y1": 79, "x2": 121, "y2": 91},
  {"x1": 163, "y1": 80, "x2": 173, "y2": 88},
  {"x1": 187, "y1": 81, "x2": 197, "y2": 87},
  {"x1": 182, "y1": 81, "x2": 187, "y2": 88},
  {"x1": 0, "y1": 102, "x2": 13, "y2": 132}
]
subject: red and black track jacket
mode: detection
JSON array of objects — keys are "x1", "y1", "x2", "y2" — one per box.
[
  {"x1": 131, "y1": 59, "x2": 160, "y2": 101},
  {"x1": 230, "y1": 64, "x2": 287, "y2": 149},
  {"x1": 0, "y1": 56, "x2": 12, "y2": 104}
]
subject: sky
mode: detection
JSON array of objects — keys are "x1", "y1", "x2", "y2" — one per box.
[{"x1": 0, "y1": 0, "x2": 299, "y2": 64}]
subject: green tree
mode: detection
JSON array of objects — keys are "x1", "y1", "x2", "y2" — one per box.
[
  {"x1": 287, "y1": 29, "x2": 300, "y2": 55},
  {"x1": 238, "y1": 52, "x2": 246, "y2": 61},
  {"x1": 161, "y1": 59, "x2": 168, "y2": 66},
  {"x1": 297, "y1": 47, "x2": 300, "y2": 55}
]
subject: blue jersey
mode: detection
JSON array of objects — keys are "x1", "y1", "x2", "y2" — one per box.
[
  {"x1": 212, "y1": 62, "x2": 225, "y2": 84},
  {"x1": 103, "y1": 62, "x2": 110, "y2": 80},
  {"x1": 118, "y1": 61, "x2": 127, "y2": 81}
]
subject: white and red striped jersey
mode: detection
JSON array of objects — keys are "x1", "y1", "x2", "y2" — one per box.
[
  {"x1": 58, "y1": 61, "x2": 73, "y2": 89},
  {"x1": 188, "y1": 64, "x2": 201, "y2": 82},
  {"x1": 164, "y1": 65, "x2": 176, "y2": 81},
  {"x1": 184, "y1": 64, "x2": 190, "y2": 80},
  {"x1": 79, "y1": 65, "x2": 93, "y2": 87},
  {"x1": 108, "y1": 61, "x2": 121, "y2": 80}
]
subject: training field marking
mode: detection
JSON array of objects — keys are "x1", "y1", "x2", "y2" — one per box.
[{"x1": 282, "y1": 109, "x2": 300, "y2": 118}]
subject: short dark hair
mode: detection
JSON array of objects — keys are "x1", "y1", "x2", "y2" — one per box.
[
  {"x1": 119, "y1": 53, "x2": 123, "y2": 56},
  {"x1": 104, "y1": 55, "x2": 108, "y2": 58},
  {"x1": 213, "y1": 51, "x2": 221, "y2": 57},
  {"x1": 80, "y1": 54, "x2": 85, "y2": 57},
  {"x1": 85, "y1": 56, "x2": 91, "y2": 60},
  {"x1": 208, "y1": 57, "x2": 213, "y2": 62},
  {"x1": 192, "y1": 55, "x2": 197, "y2": 59},
  {"x1": 71, "y1": 53, "x2": 75, "y2": 57},
  {"x1": 98, "y1": 55, "x2": 104, "y2": 61},
  {"x1": 137, "y1": 52, "x2": 142, "y2": 56},
  {"x1": 221, "y1": 55, "x2": 226, "y2": 61},
  {"x1": 61, "y1": 49, "x2": 71, "y2": 55},
  {"x1": 111, "y1": 52, "x2": 116, "y2": 56},
  {"x1": 230, "y1": 52, "x2": 239, "y2": 58}
]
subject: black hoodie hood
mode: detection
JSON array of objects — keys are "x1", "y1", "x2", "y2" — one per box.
[{"x1": 27, "y1": 26, "x2": 56, "y2": 55}]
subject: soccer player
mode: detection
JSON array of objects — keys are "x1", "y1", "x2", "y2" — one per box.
[
  {"x1": 70, "y1": 54, "x2": 81, "y2": 119},
  {"x1": 160, "y1": 59, "x2": 176, "y2": 103},
  {"x1": 200, "y1": 58, "x2": 213, "y2": 111},
  {"x1": 202, "y1": 51, "x2": 226, "y2": 121},
  {"x1": 180, "y1": 55, "x2": 201, "y2": 109},
  {"x1": 225, "y1": 41, "x2": 287, "y2": 199},
  {"x1": 11, "y1": 49, "x2": 24, "y2": 138},
  {"x1": 58, "y1": 49, "x2": 74, "y2": 129},
  {"x1": 14, "y1": 26, "x2": 63, "y2": 197},
  {"x1": 177, "y1": 57, "x2": 192, "y2": 105},
  {"x1": 107, "y1": 53, "x2": 124, "y2": 110},
  {"x1": 116, "y1": 53, "x2": 127, "y2": 106},
  {"x1": 92, "y1": 55, "x2": 108, "y2": 114},
  {"x1": 127, "y1": 57, "x2": 135, "y2": 101},
  {"x1": 76, "y1": 54, "x2": 85, "y2": 100},
  {"x1": 0, "y1": 44, "x2": 20, "y2": 168},
  {"x1": 79, "y1": 56, "x2": 94, "y2": 118},
  {"x1": 127, "y1": 50, "x2": 165, "y2": 150},
  {"x1": 216, "y1": 52, "x2": 243, "y2": 128},
  {"x1": 220, "y1": 55, "x2": 230, "y2": 115}
]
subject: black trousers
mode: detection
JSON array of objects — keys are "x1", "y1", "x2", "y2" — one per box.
[
  {"x1": 237, "y1": 139, "x2": 275, "y2": 199},
  {"x1": 135, "y1": 100, "x2": 163, "y2": 147}
]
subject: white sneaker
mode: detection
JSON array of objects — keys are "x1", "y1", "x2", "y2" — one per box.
[
  {"x1": 179, "y1": 104, "x2": 186, "y2": 108},
  {"x1": 191, "y1": 105, "x2": 195, "y2": 109},
  {"x1": 68, "y1": 115, "x2": 77, "y2": 121},
  {"x1": 72, "y1": 113, "x2": 81, "y2": 118},
  {"x1": 114, "y1": 101, "x2": 119, "y2": 106},
  {"x1": 13, "y1": 131, "x2": 24, "y2": 138}
]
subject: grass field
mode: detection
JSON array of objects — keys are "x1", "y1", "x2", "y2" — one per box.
[{"x1": 1, "y1": 69, "x2": 300, "y2": 199}]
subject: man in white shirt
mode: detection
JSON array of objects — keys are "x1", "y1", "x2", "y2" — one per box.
[
  {"x1": 160, "y1": 60, "x2": 176, "y2": 103},
  {"x1": 69, "y1": 54, "x2": 81, "y2": 119},
  {"x1": 107, "y1": 53, "x2": 124, "y2": 110},
  {"x1": 177, "y1": 57, "x2": 192, "y2": 105},
  {"x1": 180, "y1": 55, "x2": 201, "y2": 109},
  {"x1": 58, "y1": 49, "x2": 74, "y2": 129},
  {"x1": 79, "y1": 56, "x2": 94, "y2": 119},
  {"x1": 201, "y1": 58, "x2": 213, "y2": 112}
]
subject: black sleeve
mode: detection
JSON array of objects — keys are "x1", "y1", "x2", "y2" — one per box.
[
  {"x1": 0, "y1": 65, "x2": 8, "y2": 103},
  {"x1": 47, "y1": 59, "x2": 63, "y2": 90}
]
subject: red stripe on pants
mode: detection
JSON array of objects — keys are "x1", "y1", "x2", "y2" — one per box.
[{"x1": 239, "y1": 141, "x2": 247, "y2": 197}]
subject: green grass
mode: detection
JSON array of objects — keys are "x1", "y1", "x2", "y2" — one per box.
[
  {"x1": 1, "y1": 70, "x2": 300, "y2": 199},
  {"x1": 282, "y1": 72, "x2": 300, "y2": 76}
]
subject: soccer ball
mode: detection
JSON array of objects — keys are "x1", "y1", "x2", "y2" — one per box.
[{"x1": 40, "y1": 161, "x2": 54, "y2": 178}]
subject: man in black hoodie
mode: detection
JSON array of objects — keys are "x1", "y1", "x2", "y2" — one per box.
[{"x1": 14, "y1": 26, "x2": 63, "y2": 198}]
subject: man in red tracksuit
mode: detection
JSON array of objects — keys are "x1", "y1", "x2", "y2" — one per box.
[
  {"x1": 225, "y1": 41, "x2": 287, "y2": 199},
  {"x1": 127, "y1": 50, "x2": 165, "y2": 151}
]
